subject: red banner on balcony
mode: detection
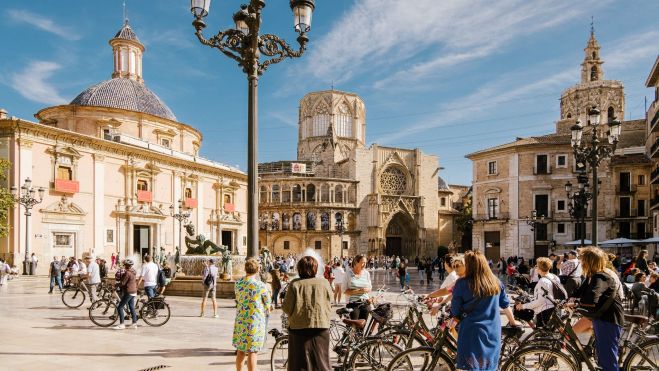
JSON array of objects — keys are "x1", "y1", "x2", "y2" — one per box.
[
  {"x1": 184, "y1": 198, "x2": 198, "y2": 208},
  {"x1": 54, "y1": 179, "x2": 79, "y2": 194},
  {"x1": 137, "y1": 190, "x2": 152, "y2": 203},
  {"x1": 224, "y1": 203, "x2": 235, "y2": 212}
]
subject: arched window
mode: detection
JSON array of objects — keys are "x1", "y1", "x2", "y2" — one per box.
[
  {"x1": 335, "y1": 185, "x2": 344, "y2": 203},
  {"x1": 590, "y1": 66, "x2": 598, "y2": 81},
  {"x1": 335, "y1": 212, "x2": 343, "y2": 229},
  {"x1": 292, "y1": 184, "x2": 302, "y2": 202},
  {"x1": 566, "y1": 113, "x2": 572, "y2": 119},
  {"x1": 224, "y1": 194, "x2": 231, "y2": 204},
  {"x1": 321, "y1": 184, "x2": 330, "y2": 203},
  {"x1": 282, "y1": 213, "x2": 290, "y2": 230},
  {"x1": 292, "y1": 213, "x2": 302, "y2": 230},
  {"x1": 260, "y1": 213, "x2": 268, "y2": 230},
  {"x1": 306, "y1": 212, "x2": 316, "y2": 229},
  {"x1": 306, "y1": 184, "x2": 316, "y2": 202},
  {"x1": 607, "y1": 107, "x2": 615, "y2": 122},
  {"x1": 184, "y1": 187, "x2": 192, "y2": 199},
  {"x1": 320, "y1": 212, "x2": 330, "y2": 231},
  {"x1": 592, "y1": 51, "x2": 597, "y2": 59},
  {"x1": 260, "y1": 186, "x2": 268, "y2": 203},
  {"x1": 137, "y1": 179, "x2": 149, "y2": 191},
  {"x1": 271, "y1": 212, "x2": 280, "y2": 230},
  {"x1": 272, "y1": 185, "x2": 280, "y2": 203},
  {"x1": 282, "y1": 184, "x2": 291, "y2": 203}
]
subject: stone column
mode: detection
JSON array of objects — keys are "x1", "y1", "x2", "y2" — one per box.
[{"x1": 93, "y1": 154, "x2": 105, "y2": 257}]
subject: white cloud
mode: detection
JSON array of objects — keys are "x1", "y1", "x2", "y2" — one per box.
[
  {"x1": 302, "y1": 0, "x2": 606, "y2": 90},
  {"x1": 6, "y1": 9, "x2": 80, "y2": 41},
  {"x1": 10, "y1": 61, "x2": 68, "y2": 105}
]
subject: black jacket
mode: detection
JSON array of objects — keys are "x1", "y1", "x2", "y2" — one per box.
[{"x1": 573, "y1": 272, "x2": 624, "y2": 326}]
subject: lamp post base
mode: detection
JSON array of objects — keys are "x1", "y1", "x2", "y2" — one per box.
[{"x1": 22, "y1": 260, "x2": 29, "y2": 275}]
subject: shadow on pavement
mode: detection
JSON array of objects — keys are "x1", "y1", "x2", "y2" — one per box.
[{"x1": 0, "y1": 348, "x2": 234, "y2": 358}]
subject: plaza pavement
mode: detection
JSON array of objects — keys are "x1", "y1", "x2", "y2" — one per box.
[{"x1": 0, "y1": 268, "x2": 447, "y2": 371}]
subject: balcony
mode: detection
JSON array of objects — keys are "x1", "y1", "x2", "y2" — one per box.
[
  {"x1": 652, "y1": 167, "x2": 659, "y2": 184},
  {"x1": 184, "y1": 198, "x2": 197, "y2": 209},
  {"x1": 533, "y1": 166, "x2": 552, "y2": 175},
  {"x1": 54, "y1": 179, "x2": 79, "y2": 194},
  {"x1": 650, "y1": 105, "x2": 659, "y2": 132},
  {"x1": 615, "y1": 185, "x2": 637, "y2": 194},
  {"x1": 616, "y1": 232, "x2": 651, "y2": 239},
  {"x1": 651, "y1": 138, "x2": 659, "y2": 158},
  {"x1": 652, "y1": 196, "x2": 659, "y2": 210},
  {"x1": 137, "y1": 190, "x2": 152, "y2": 203},
  {"x1": 615, "y1": 208, "x2": 638, "y2": 218},
  {"x1": 475, "y1": 212, "x2": 510, "y2": 221}
]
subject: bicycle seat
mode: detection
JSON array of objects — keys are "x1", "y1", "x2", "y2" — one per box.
[
  {"x1": 342, "y1": 318, "x2": 366, "y2": 329},
  {"x1": 624, "y1": 314, "x2": 648, "y2": 326},
  {"x1": 336, "y1": 308, "x2": 353, "y2": 315}
]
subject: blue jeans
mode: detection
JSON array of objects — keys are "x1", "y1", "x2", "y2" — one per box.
[
  {"x1": 117, "y1": 293, "x2": 138, "y2": 324},
  {"x1": 144, "y1": 285, "x2": 157, "y2": 299},
  {"x1": 592, "y1": 319, "x2": 622, "y2": 371},
  {"x1": 49, "y1": 275, "x2": 62, "y2": 292}
]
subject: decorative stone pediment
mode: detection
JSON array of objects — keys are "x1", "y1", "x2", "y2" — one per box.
[
  {"x1": 379, "y1": 195, "x2": 420, "y2": 226},
  {"x1": 218, "y1": 210, "x2": 242, "y2": 224},
  {"x1": 46, "y1": 145, "x2": 83, "y2": 159},
  {"x1": 117, "y1": 203, "x2": 167, "y2": 219},
  {"x1": 40, "y1": 196, "x2": 87, "y2": 224}
]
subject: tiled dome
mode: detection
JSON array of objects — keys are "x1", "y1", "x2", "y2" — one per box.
[
  {"x1": 114, "y1": 22, "x2": 140, "y2": 43},
  {"x1": 70, "y1": 78, "x2": 176, "y2": 121}
]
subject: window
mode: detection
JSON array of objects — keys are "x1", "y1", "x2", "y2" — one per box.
[
  {"x1": 184, "y1": 187, "x2": 192, "y2": 199},
  {"x1": 557, "y1": 223, "x2": 566, "y2": 234},
  {"x1": 535, "y1": 155, "x2": 549, "y2": 174},
  {"x1": 638, "y1": 175, "x2": 646, "y2": 185},
  {"x1": 556, "y1": 155, "x2": 567, "y2": 168},
  {"x1": 53, "y1": 233, "x2": 74, "y2": 248},
  {"x1": 440, "y1": 197, "x2": 446, "y2": 207},
  {"x1": 161, "y1": 138, "x2": 171, "y2": 148},
  {"x1": 619, "y1": 172, "x2": 631, "y2": 192},
  {"x1": 283, "y1": 241, "x2": 290, "y2": 250},
  {"x1": 224, "y1": 194, "x2": 231, "y2": 204},
  {"x1": 487, "y1": 161, "x2": 497, "y2": 175},
  {"x1": 314, "y1": 241, "x2": 322, "y2": 250},
  {"x1": 57, "y1": 166, "x2": 73, "y2": 180},
  {"x1": 557, "y1": 200, "x2": 566, "y2": 212},
  {"x1": 137, "y1": 179, "x2": 149, "y2": 191},
  {"x1": 591, "y1": 66, "x2": 598, "y2": 81},
  {"x1": 342, "y1": 241, "x2": 348, "y2": 250},
  {"x1": 103, "y1": 129, "x2": 113, "y2": 140},
  {"x1": 638, "y1": 200, "x2": 646, "y2": 217},
  {"x1": 487, "y1": 198, "x2": 498, "y2": 219}
]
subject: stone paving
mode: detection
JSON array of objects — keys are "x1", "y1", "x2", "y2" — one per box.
[{"x1": 0, "y1": 268, "x2": 446, "y2": 371}]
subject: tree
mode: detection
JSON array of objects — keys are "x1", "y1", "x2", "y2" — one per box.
[
  {"x1": 0, "y1": 159, "x2": 14, "y2": 238},
  {"x1": 455, "y1": 190, "x2": 473, "y2": 251}
]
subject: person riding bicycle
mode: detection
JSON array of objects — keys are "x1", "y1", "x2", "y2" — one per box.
[{"x1": 114, "y1": 259, "x2": 139, "y2": 330}]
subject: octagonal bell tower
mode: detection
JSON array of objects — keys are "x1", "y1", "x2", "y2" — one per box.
[{"x1": 297, "y1": 90, "x2": 366, "y2": 166}]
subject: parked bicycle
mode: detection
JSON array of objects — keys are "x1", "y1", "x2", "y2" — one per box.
[
  {"x1": 88, "y1": 289, "x2": 171, "y2": 327},
  {"x1": 61, "y1": 275, "x2": 87, "y2": 308}
]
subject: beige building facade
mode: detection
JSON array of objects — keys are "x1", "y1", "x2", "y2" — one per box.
[
  {"x1": 646, "y1": 57, "x2": 659, "y2": 239},
  {"x1": 258, "y1": 90, "x2": 440, "y2": 260},
  {"x1": 1, "y1": 22, "x2": 247, "y2": 274},
  {"x1": 437, "y1": 179, "x2": 469, "y2": 249},
  {"x1": 467, "y1": 31, "x2": 652, "y2": 260}
]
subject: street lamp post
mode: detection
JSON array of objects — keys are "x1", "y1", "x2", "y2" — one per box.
[
  {"x1": 570, "y1": 108, "x2": 621, "y2": 245},
  {"x1": 190, "y1": 0, "x2": 316, "y2": 258},
  {"x1": 10, "y1": 178, "x2": 45, "y2": 275},
  {"x1": 336, "y1": 218, "x2": 345, "y2": 259},
  {"x1": 169, "y1": 200, "x2": 191, "y2": 255},
  {"x1": 565, "y1": 174, "x2": 593, "y2": 247},
  {"x1": 524, "y1": 210, "x2": 546, "y2": 258}
]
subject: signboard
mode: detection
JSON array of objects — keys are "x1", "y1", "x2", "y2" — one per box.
[
  {"x1": 54, "y1": 179, "x2": 79, "y2": 194},
  {"x1": 291, "y1": 162, "x2": 306, "y2": 174}
]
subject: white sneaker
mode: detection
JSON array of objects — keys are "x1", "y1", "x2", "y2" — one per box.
[
  {"x1": 113, "y1": 324, "x2": 126, "y2": 330},
  {"x1": 131, "y1": 323, "x2": 138, "y2": 329}
]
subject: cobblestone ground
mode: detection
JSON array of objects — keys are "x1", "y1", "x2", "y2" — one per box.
[{"x1": 0, "y1": 268, "x2": 449, "y2": 371}]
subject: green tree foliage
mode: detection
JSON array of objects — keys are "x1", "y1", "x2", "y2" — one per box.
[
  {"x1": 455, "y1": 193, "x2": 473, "y2": 237},
  {"x1": 0, "y1": 159, "x2": 14, "y2": 237}
]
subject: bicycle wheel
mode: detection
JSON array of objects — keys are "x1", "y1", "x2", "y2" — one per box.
[
  {"x1": 88, "y1": 299, "x2": 118, "y2": 327},
  {"x1": 501, "y1": 345, "x2": 577, "y2": 371},
  {"x1": 387, "y1": 346, "x2": 453, "y2": 371},
  {"x1": 380, "y1": 328, "x2": 429, "y2": 349},
  {"x1": 140, "y1": 300, "x2": 171, "y2": 327},
  {"x1": 347, "y1": 339, "x2": 404, "y2": 370},
  {"x1": 329, "y1": 321, "x2": 346, "y2": 350},
  {"x1": 62, "y1": 288, "x2": 86, "y2": 308},
  {"x1": 622, "y1": 337, "x2": 659, "y2": 371},
  {"x1": 500, "y1": 334, "x2": 522, "y2": 365},
  {"x1": 270, "y1": 335, "x2": 289, "y2": 371}
]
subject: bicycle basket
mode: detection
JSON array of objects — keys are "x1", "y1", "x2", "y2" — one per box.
[{"x1": 371, "y1": 303, "x2": 393, "y2": 325}]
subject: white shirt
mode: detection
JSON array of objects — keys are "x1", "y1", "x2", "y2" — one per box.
[
  {"x1": 141, "y1": 262, "x2": 159, "y2": 287},
  {"x1": 332, "y1": 267, "x2": 346, "y2": 285},
  {"x1": 32, "y1": 255, "x2": 38, "y2": 263},
  {"x1": 77, "y1": 262, "x2": 87, "y2": 275},
  {"x1": 523, "y1": 273, "x2": 561, "y2": 314},
  {"x1": 440, "y1": 271, "x2": 458, "y2": 290},
  {"x1": 86, "y1": 262, "x2": 101, "y2": 284},
  {"x1": 529, "y1": 267, "x2": 540, "y2": 282}
]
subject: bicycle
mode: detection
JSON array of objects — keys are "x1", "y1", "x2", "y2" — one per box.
[
  {"x1": 61, "y1": 275, "x2": 87, "y2": 308},
  {"x1": 386, "y1": 325, "x2": 457, "y2": 371},
  {"x1": 88, "y1": 290, "x2": 171, "y2": 327}
]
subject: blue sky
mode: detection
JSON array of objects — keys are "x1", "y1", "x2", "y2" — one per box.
[{"x1": 1, "y1": 1, "x2": 657, "y2": 186}]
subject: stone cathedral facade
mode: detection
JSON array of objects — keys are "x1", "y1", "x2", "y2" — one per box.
[{"x1": 258, "y1": 90, "x2": 440, "y2": 260}]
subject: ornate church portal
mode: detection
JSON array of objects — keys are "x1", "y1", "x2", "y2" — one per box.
[{"x1": 384, "y1": 212, "x2": 417, "y2": 259}]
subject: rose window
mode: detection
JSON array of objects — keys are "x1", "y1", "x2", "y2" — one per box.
[{"x1": 380, "y1": 167, "x2": 407, "y2": 195}]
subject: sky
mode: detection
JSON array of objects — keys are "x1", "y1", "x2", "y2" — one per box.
[{"x1": 0, "y1": 1, "x2": 658, "y2": 186}]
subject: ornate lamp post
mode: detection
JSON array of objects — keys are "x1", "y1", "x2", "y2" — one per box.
[
  {"x1": 10, "y1": 178, "x2": 45, "y2": 275},
  {"x1": 190, "y1": 0, "x2": 315, "y2": 258},
  {"x1": 523, "y1": 210, "x2": 546, "y2": 257},
  {"x1": 570, "y1": 108, "x2": 621, "y2": 245},
  {"x1": 565, "y1": 174, "x2": 593, "y2": 247},
  {"x1": 169, "y1": 200, "x2": 191, "y2": 255},
  {"x1": 336, "y1": 217, "x2": 345, "y2": 259}
]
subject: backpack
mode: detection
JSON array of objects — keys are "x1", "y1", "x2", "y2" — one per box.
[
  {"x1": 99, "y1": 262, "x2": 107, "y2": 279},
  {"x1": 157, "y1": 269, "x2": 166, "y2": 287},
  {"x1": 203, "y1": 269, "x2": 215, "y2": 286},
  {"x1": 543, "y1": 276, "x2": 567, "y2": 301}
]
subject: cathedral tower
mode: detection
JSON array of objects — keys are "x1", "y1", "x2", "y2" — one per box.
[{"x1": 559, "y1": 29, "x2": 625, "y2": 125}]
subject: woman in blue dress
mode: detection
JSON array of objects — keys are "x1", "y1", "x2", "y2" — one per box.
[{"x1": 449, "y1": 251, "x2": 518, "y2": 371}]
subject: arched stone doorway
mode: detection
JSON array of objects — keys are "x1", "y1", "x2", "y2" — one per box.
[{"x1": 384, "y1": 212, "x2": 416, "y2": 259}]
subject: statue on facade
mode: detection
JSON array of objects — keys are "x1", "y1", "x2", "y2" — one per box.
[
  {"x1": 184, "y1": 223, "x2": 225, "y2": 255},
  {"x1": 159, "y1": 246, "x2": 166, "y2": 266},
  {"x1": 221, "y1": 249, "x2": 233, "y2": 279}
]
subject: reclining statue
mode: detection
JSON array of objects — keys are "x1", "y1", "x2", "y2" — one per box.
[{"x1": 184, "y1": 224, "x2": 225, "y2": 255}]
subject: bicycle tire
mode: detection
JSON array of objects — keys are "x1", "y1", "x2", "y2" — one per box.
[
  {"x1": 329, "y1": 321, "x2": 346, "y2": 350},
  {"x1": 140, "y1": 300, "x2": 171, "y2": 327},
  {"x1": 501, "y1": 345, "x2": 577, "y2": 371},
  {"x1": 378, "y1": 328, "x2": 429, "y2": 349},
  {"x1": 88, "y1": 299, "x2": 118, "y2": 327},
  {"x1": 386, "y1": 346, "x2": 453, "y2": 371},
  {"x1": 347, "y1": 339, "x2": 404, "y2": 370},
  {"x1": 500, "y1": 334, "x2": 522, "y2": 365},
  {"x1": 62, "y1": 288, "x2": 86, "y2": 308},
  {"x1": 270, "y1": 335, "x2": 289, "y2": 371},
  {"x1": 621, "y1": 337, "x2": 659, "y2": 371}
]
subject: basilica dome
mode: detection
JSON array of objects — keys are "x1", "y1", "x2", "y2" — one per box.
[{"x1": 70, "y1": 78, "x2": 176, "y2": 121}]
